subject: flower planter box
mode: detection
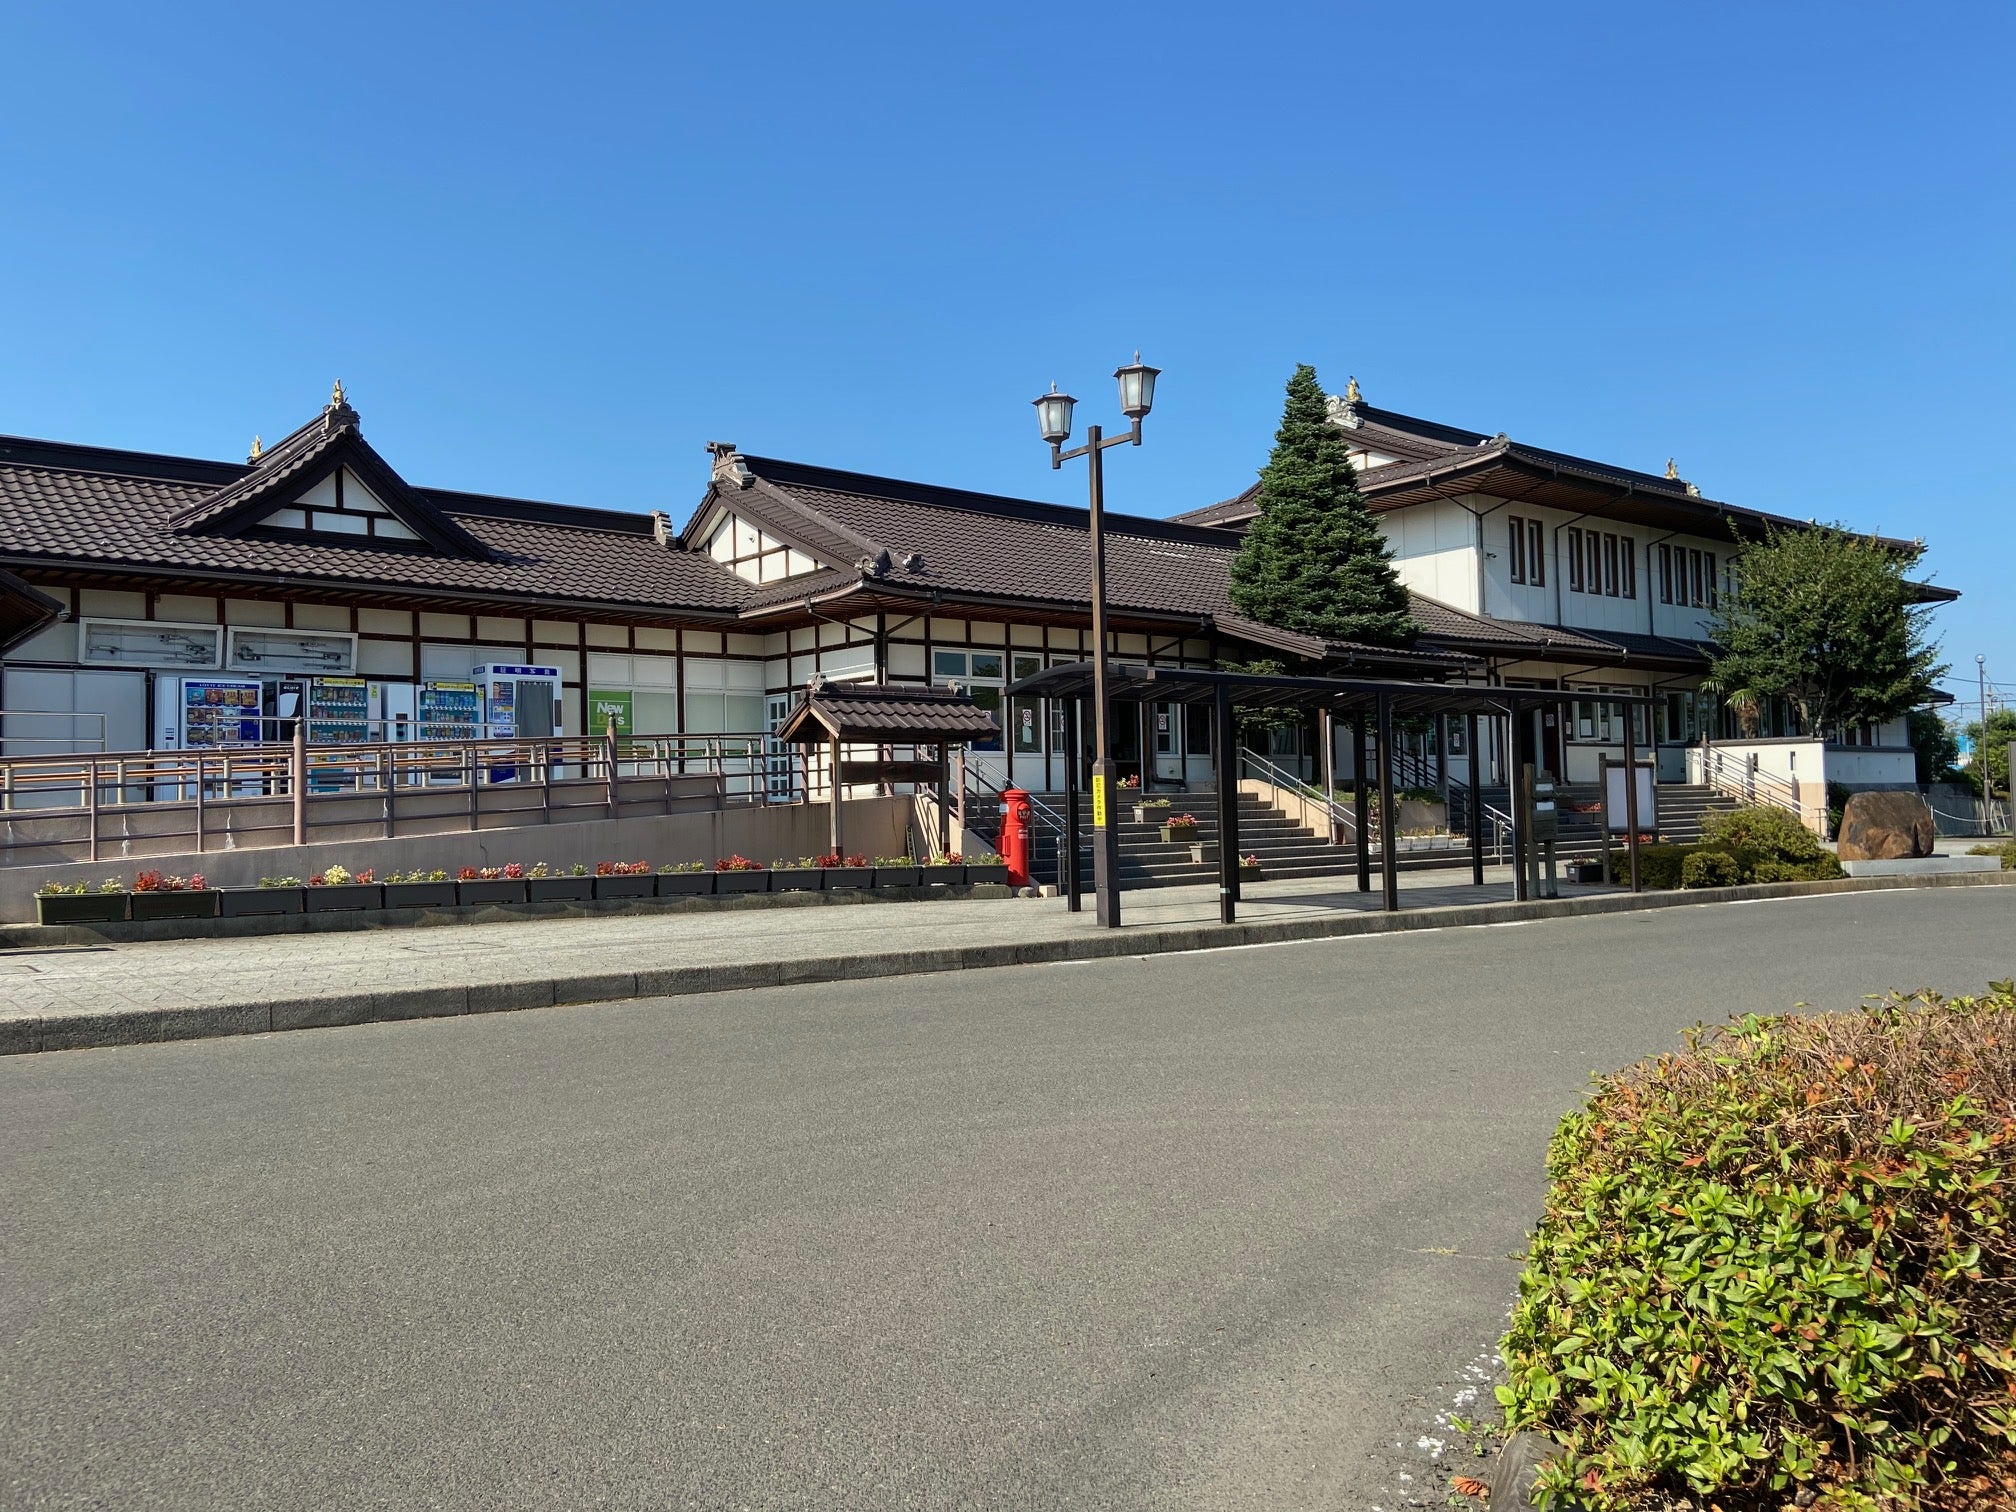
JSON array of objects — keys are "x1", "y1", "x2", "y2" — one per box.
[
  {"x1": 872, "y1": 866, "x2": 919, "y2": 889},
  {"x1": 457, "y1": 879, "x2": 528, "y2": 906},
  {"x1": 305, "y1": 883, "x2": 384, "y2": 912},
  {"x1": 965, "y1": 863, "x2": 1009, "y2": 886},
  {"x1": 130, "y1": 889, "x2": 219, "y2": 921},
  {"x1": 1565, "y1": 859, "x2": 1606, "y2": 885},
  {"x1": 921, "y1": 865, "x2": 967, "y2": 886},
  {"x1": 592, "y1": 874, "x2": 655, "y2": 900},
  {"x1": 1131, "y1": 805, "x2": 1168, "y2": 825},
  {"x1": 383, "y1": 881, "x2": 458, "y2": 909},
  {"x1": 1158, "y1": 824, "x2": 1199, "y2": 844},
  {"x1": 820, "y1": 867, "x2": 871, "y2": 889},
  {"x1": 36, "y1": 892, "x2": 128, "y2": 925},
  {"x1": 713, "y1": 869, "x2": 769, "y2": 894},
  {"x1": 525, "y1": 876, "x2": 594, "y2": 904},
  {"x1": 1236, "y1": 864, "x2": 1263, "y2": 882},
  {"x1": 654, "y1": 872, "x2": 715, "y2": 897},
  {"x1": 219, "y1": 887, "x2": 303, "y2": 917},
  {"x1": 770, "y1": 868, "x2": 822, "y2": 892}
]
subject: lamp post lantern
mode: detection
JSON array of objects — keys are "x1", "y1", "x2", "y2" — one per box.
[{"x1": 1033, "y1": 355, "x2": 1160, "y2": 927}]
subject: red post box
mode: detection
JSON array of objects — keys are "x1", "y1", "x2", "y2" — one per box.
[{"x1": 999, "y1": 787, "x2": 1033, "y2": 889}]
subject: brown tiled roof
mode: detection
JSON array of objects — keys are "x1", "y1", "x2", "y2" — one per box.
[
  {"x1": 775, "y1": 680, "x2": 999, "y2": 743},
  {"x1": 0, "y1": 432, "x2": 749, "y2": 618}
]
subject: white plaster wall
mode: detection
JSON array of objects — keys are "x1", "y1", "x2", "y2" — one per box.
[{"x1": 1380, "y1": 497, "x2": 1481, "y2": 612}]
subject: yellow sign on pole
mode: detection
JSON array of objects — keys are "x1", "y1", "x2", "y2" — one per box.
[{"x1": 1091, "y1": 773, "x2": 1108, "y2": 829}]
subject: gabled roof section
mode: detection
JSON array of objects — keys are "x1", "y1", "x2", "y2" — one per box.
[
  {"x1": 0, "y1": 564, "x2": 64, "y2": 653},
  {"x1": 776, "y1": 680, "x2": 999, "y2": 745},
  {"x1": 167, "y1": 389, "x2": 493, "y2": 559}
]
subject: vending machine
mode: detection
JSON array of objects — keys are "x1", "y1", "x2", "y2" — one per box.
[
  {"x1": 472, "y1": 664, "x2": 562, "y2": 739},
  {"x1": 152, "y1": 673, "x2": 264, "y2": 799},
  {"x1": 472, "y1": 664, "x2": 562, "y2": 782},
  {"x1": 416, "y1": 680, "x2": 482, "y2": 739},
  {"x1": 304, "y1": 676, "x2": 370, "y2": 744}
]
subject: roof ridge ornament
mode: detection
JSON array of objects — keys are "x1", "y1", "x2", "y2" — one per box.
[
  {"x1": 1665, "y1": 457, "x2": 1679, "y2": 480},
  {"x1": 248, "y1": 435, "x2": 263, "y2": 462},
  {"x1": 331, "y1": 379, "x2": 346, "y2": 408},
  {"x1": 1344, "y1": 375, "x2": 1361, "y2": 405}
]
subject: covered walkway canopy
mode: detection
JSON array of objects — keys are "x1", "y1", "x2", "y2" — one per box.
[
  {"x1": 1007, "y1": 662, "x2": 1653, "y2": 922},
  {"x1": 775, "y1": 679, "x2": 998, "y2": 857}
]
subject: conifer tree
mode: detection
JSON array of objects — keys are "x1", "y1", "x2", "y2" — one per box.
[{"x1": 1227, "y1": 365, "x2": 1417, "y2": 646}]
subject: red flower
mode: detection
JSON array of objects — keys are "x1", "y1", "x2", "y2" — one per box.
[
  {"x1": 134, "y1": 869, "x2": 164, "y2": 893},
  {"x1": 502, "y1": 863, "x2": 524, "y2": 880},
  {"x1": 595, "y1": 861, "x2": 615, "y2": 877},
  {"x1": 308, "y1": 873, "x2": 326, "y2": 887},
  {"x1": 457, "y1": 867, "x2": 479, "y2": 881}
]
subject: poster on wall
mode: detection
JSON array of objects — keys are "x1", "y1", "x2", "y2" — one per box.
[
  {"x1": 589, "y1": 689, "x2": 633, "y2": 736},
  {"x1": 1602, "y1": 759, "x2": 1658, "y2": 833}
]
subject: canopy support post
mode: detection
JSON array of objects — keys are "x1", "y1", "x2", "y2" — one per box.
[
  {"x1": 1063, "y1": 703, "x2": 1082, "y2": 911},
  {"x1": 1215, "y1": 683, "x2": 1238, "y2": 924},
  {"x1": 1466, "y1": 712, "x2": 1485, "y2": 886},
  {"x1": 1377, "y1": 692, "x2": 1400, "y2": 913},
  {"x1": 1353, "y1": 716, "x2": 1372, "y2": 893}
]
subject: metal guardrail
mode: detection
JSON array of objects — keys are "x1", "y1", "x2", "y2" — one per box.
[
  {"x1": 0, "y1": 730, "x2": 776, "y2": 866},
  {"x1": 1699, "y1": 745, "x2": 1806, "y2": 819}
]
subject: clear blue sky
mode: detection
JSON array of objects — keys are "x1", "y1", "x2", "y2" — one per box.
[{"x1": 3, "y1": 3, "x2": 2010, "y2": 710}]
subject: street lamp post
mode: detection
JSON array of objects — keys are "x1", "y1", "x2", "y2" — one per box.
[{"x1": 1034, "y1": 355, "x2": 1160, "y2": 928}]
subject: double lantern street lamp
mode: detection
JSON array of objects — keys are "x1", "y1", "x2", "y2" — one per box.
[{"x1": 1032, "y1": 356, "x2": 1160, "y2": 928}]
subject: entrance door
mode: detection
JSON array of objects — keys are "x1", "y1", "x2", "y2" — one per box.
[
  {"x1": 1151, "y1": 702, "x2": 1184, "y2": 783},
  {"x1": 1517, "y1": 705, "x2": 1567, "y2": 784}
]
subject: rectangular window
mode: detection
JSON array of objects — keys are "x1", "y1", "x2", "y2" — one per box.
[
  {"x1": 1620, "y1": 539, "x2": 1636, "y2": 599},
  {"x1": 1566, "y1": 528, "x2": 1584, "y2": 592},
  {"x1": 1706, "y1": 552, "x2": 1718, "y2": 608},
  {"x1": 1656, "y1": 544, "x2": 1670, "y2": 603},
  {"x1": 932, "y1": 649, "x2": 968, "y2": 679},
  {"x1": 1507, "y1": 517, "x2": 1527, "y2": 584},
  {"x1": 1602, "y1": 534, "x2": 1619, "y2": 596},
  {"x1": 1689, "y1": 549, "x2": 1705, "y2": 607},
  {"x1": 1527, "y1": 519, "x2": 1545, "y2": 587},
  {"x1": 1585, "y1": 533, "x2": 1602, "y2": 596}
]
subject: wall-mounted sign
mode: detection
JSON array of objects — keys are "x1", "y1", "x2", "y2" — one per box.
[
  {"x1": 225, "y1": 627, "x2": 358, "y2": 675},
  {"x1": 79, "y1": 618, "x2": 223, "y2": 669},
  {"x1": 589, "y1": 688, "x2": 633, "y2": 735}
]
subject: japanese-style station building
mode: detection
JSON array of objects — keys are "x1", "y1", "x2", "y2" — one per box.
[{"x1": 0, "y1": 379, "x2": 1954, "y2": 813}]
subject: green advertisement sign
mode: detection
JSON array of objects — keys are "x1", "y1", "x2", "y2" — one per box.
[{"x1": 589, "y1": 688, "x2": 633, "y2": 736}]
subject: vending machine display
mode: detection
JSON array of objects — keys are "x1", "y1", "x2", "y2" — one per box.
[
  {"x1": 472, "y1": 665, "x2": 561, "y2": 739},
  {"x1": 417, "y1": 680, "x2": 481, "y2": 740},
  {"x1": 306, "y1": 676, "x2": 369, "y2": 744},
  {"x1": 175, "y1": 676, "x2": 264, "y2": 749}
]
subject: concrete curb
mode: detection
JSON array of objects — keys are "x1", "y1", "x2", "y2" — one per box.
[{"x1": 5, "y1": 870, "x2": 2010, "y2": 1056}]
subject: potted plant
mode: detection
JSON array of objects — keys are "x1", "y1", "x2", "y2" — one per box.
[
  {"x1": 817, "y1": 851, "x2": 872, "y2": 889},
  {"x1": 221, "y1": 875, "x2": 307, "y2": 917},
  {"x1": 305, "y1": 864, "x2": 383, "y2": 912},
  {"x1": 129, "y1": 870, "x2": 219, "y2": 921},
  {"x1": 713, "y1": 854, "x2": 769, "y2": 894},
  {"x1": 383, "y1": 868, "x2": 457, "y2": 909},
  {"x1": 655, "y1": 861, "x2": 714, "y2": 897},
  {"x1": 34, "y1": 878, "x2": 128, "y2": 925},
  {"x1": 770, "y1": 856, "x2": 824, "y2": 892},
  {"x1": 1131, "y1": 795, "x2": 1169, "y2": 825},
  {"x1": 921, "y1": 851, "x2": 966, "y2": 886},
  {"x1": 964, "y1": 851, "x2": 1010, "y2": 885},
  {"x1": 525, "y1": 861, "x2": 594, "y2": 903},
  {"x1": 1236, "y1": 853, "x2": 1263, "y2": 882},
  {"x1": 457, "y1": 865, "x2": 528, "y2": 906},
  {"x1": 1159, "y1": 812, "x2": 1200, "y2": 843},
  {"x1": 871, "y1": 855, "x2": 918, "y2": 888},
  {"x1": 592, "y1": 860, "x2": 655, "y2": 899}
]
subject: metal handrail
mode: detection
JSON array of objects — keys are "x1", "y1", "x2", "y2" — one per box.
[
  {"x1": 1700, "y1": 744, "x2": 1805, "y2": 818},
  {"x1": 959, "y1": 759, "x2": 1073, "y2": 883},
  {"x1": 1239, "y1": 748, "x2": 1358, "y2": 843}
]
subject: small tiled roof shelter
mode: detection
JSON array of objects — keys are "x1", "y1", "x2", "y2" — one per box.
[{"x1": 774, "y1": 680, "x2": 1000, "y2": 858}]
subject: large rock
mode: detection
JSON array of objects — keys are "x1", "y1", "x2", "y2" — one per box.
[{"x1": 1837, "y1": 790, "x2": 1935, "y2": 861}]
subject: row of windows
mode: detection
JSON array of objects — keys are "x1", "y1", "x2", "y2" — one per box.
[
  {"x1": 1565, "y1": 528, "x2": 1635, "y2": 599},
  {"x1": 1658, "y1": 544, "x2": 1718, "y2": 608}
]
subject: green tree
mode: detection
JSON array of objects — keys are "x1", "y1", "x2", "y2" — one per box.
[
  {"x1": 1705, "y1": 523, "x2": 1944, "y2": 738},
  {"x1": 1908, "y1": 707, "x2": 1961, "y2": 784},
  {"x1": 1228, "y1": 364, "x2": 1417, "y2": 647},
  {"x1": 1962, "y1": 708, "x2": 2016, "y2": 797}
]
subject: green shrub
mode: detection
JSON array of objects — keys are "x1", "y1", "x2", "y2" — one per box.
[
  {"x1": 1967, "y1": 841, "x2": 2016, "y2": 871},
  {"x1": 1612, "y1": 843, "x2": 1692, "y2": 890},
  {"x1": 1749, "y1": 852, "x2": 1846, "y2": 884},
  {"x1": 1500, "y1": 983, "x2": 2016, "y2": 1510},
  {"x1": 1701, "y1": 804, "x2": 1825, "y2": 864},
  {"x1": 1679, "y1": 848, "x2": 1742, "y2": 888}
]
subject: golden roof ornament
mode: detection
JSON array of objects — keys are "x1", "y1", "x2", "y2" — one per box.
[
  {"x1": 1665, "y1": 458, "x2": 1679, "y2": 480},
  {"x1": 1344, "y1": 375, "x2": 1362, "y2": 405},
  {"x1": 330, "y1": 378, "x2": 347, "y2": 407},
  {"x1": 248, "y1": 435, "x2": 263, "y2": 462}
]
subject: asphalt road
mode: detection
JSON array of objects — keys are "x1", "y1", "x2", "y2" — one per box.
[{"x1": 4, "y1": 887, "x2": 2011, "y2": 1511}]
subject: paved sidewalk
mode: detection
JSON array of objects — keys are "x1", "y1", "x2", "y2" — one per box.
[{"x1": 5, "y1": 867, "x2": 2011, "y2": 1054}]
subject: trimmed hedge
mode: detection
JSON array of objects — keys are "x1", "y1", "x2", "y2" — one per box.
[
  {"x1": 1968, "y1": 841, "x2": 2016, "y2": 871},
  {"x1": 1610, "y1": 806, "x2": 1845, "y2": 889},
  {"x1": 1500, "y1": 983, "x2": 2016, "y2": 1510}
]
